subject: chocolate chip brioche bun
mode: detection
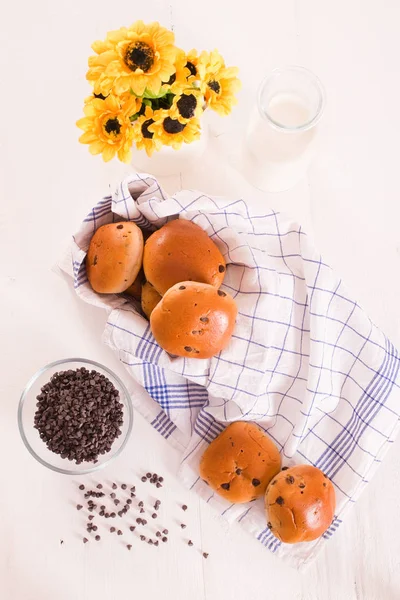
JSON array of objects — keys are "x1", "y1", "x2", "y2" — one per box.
[
  {"x1": 86, "y1": 222, "x2": 144, "y2": 294},
  {"x1": 265, "y1": 465, "x2": 336, "y2": 543},
  {"x1": 141, "y1": 282, "x2": 162, "y2": 320},
  {"x1": 143, "y1": 219, "x2": 226, "y2": 296},
  {"x1": 150, "y1": 281, "x2": 237, "y2": 359},
  {"x1": 199, "y1": 422, "x2": 281, "y2": 503}
]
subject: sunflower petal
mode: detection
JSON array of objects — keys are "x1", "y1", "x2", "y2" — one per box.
[{"x1": 89, "y1": 141, "x2": 105, "y2": 155}]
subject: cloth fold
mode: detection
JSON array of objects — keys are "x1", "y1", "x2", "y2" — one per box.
[{"x1": 60, "y1": 172, "x2": 400, "y2": 568}]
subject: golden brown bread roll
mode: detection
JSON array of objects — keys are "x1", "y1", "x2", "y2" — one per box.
[
  {"x1": 86, "y1": 222, "x2": 143, "y2": 294},
  {"x1": 150, "y1": 281, "x2": 237, "y2": 359},
  {"x1": 265, "y1": 465, "x2": 336, "y2": 543},
  {"x1": 141, "y1": 282, "x2": 162, "y2": 319},
  {"x1": 143, "y1": 219, "x2": 226, "y2": 295},
  {"x1": 125, "y1": 268, "x2": 145, "y2": 300},
  {"x1": 199, "y1": 422, "x2": 281, "y2": 503}
]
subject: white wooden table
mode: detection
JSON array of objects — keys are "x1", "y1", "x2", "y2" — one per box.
[{"x1": 2, "y1": 1, "x2": 400, "y2": 599}]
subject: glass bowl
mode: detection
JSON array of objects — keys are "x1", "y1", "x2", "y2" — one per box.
[{"x1": 18, "y1": 358, "x2": 133, "y2": 475}]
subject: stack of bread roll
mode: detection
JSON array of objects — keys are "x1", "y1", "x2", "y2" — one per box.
[{"x1": 86, "y1": 219, "x2": 237, "y2": 359}]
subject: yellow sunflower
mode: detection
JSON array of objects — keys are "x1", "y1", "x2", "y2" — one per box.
[
  {"x1": 86, "y1": 21, "x2": 177, "y2": 97},
  {"x1": 160, "y1": 49, "x2": 190, "y2": 95},
  {"x1": 185, "y1": 49, "x2": 201, "y2": 81},
  {"x1": 76, "y1": 94, "x2": 137, "y2": 163},
  {"x1": 169, "y1": 88, "x2": 204, "y2": 123},
  {"x1": 131, "y1": 106, "x2": 163, "y2": 157},
  {"x1": 197, "y1": 50, "x2": 241, "y2": 116},
  {"x1": 149, "y1": 109, "x2": 201, "y2": 150}
]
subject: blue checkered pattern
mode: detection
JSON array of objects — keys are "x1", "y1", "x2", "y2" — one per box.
[{"x1": 65, "y1": 173, "x2": 400, "y2": 568}]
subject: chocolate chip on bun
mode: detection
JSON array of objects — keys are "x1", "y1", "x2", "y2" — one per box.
[
  {"x1": 150, "y1": 281, "x2": 237, "y2": 359},
  {"x1": 199, "y1": 422, "x2": 281, "y2": 503},
  {"x1": 143, "y1": 219, "x2": 226, "y2": 296},
  {"x1": 265, "y1": 464, "x2": 336, "y2": 543},
  {"x1": 86, "y1": 222, "x2": 143, "y2": 294}
]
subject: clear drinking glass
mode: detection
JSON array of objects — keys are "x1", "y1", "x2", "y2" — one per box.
[{"x1": 243, "y1": 66, "x2": 326, "y2": 192}]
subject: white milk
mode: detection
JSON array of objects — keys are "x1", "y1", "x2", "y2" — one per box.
[{"x1": 245, "y1": 92, "x2": 318, "y2": 192}]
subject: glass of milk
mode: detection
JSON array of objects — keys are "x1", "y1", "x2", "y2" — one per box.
[{"x1": 243, "y1": 66, "x2": 325, "y2": 192}]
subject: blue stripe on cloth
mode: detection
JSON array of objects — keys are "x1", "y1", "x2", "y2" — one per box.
[
  {"x1": 194, "y1": 410, "x2": 225, "y2": 444},
  {"x1": 150, "y1": 410, "x2": 177, "y2": 439},
  {"x1": 316, "y1": 340, "x2": 399, "y2": 478}
]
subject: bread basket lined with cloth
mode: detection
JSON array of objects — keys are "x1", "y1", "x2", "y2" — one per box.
[{"x1": 59, "y1": 172, "x2": 400, "y2": 568}]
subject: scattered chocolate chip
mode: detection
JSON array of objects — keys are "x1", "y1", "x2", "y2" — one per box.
[
  {"x1": 188, "y1": 540, "x2": 193, "y2": 546},
  {"x1": 88, "y1": 515, "x2": 94, "y2": 521},
  {"x1": 130, "y1": 486, "x2": 136, "y2": 492},
  {"x1": 323, "y1": 482, "x2": 327, "y2": 487},
  {"x1": 140, "y1": 535, "x2": 146, "y2": 541},
  {"x1": 131, "y1": 493, "x2": 136, "y2": 498},
  {"x1": 152, "y1": 513, "x2": 157, "y2": 519},
  {"x1": 323, "y1": 473, "x2": 327, "y2": 478},
  {"x1": 179, "y1": 286, "x2": 186, "y2": 290},
  {"x1": 112, "y1": 483, "x2": 117, "y2": 490},
  {"x1": 163, "y1": 529, "x2": 168, "y2": 535},
  {"x1": 117, "y1": 530, "x2": 122, "y2": 536},
  {"x1": 79, "y1": 484, "x2": 85, "y2": 490},
  {"x1": 127, "y1": 544, "x2": 132, "y2": 550},
  {"x1": 105, "y1": 513, "x2": 110, "y2": 519},
  {"x1": 92, "y1": 526, "x2": 98, "y2": 532},
  {"x1": 76, "y1": 504, "x2": 83, "y2": 511},
  {"x1": 158, "y1": 477, "x2": 164, "y2": 483},
  {"x1": 270, "y1": 480, "x2": 277, "y2": 485},
  {"x1": 96, "y1": 484, "x2": 102, "y2": 489},
  {"x1": 154, "y1": 540, "x2": 159, "y2": 547},
  {"x1": 156, "y1": 482, "x2": 162, "y2": 488},
  {"x1": 221, "y1": 483, "x2": 230, "y2": 491},
  {"x1": 148, "y1": 539, "x2": 153, "y2": 545},
  {"x1": 156, "y1": 531, "x2": 161, "y2": 537},
  {"x1": 83, "y1": 537, "x2": 88, "y2": 544},
  {"x1": 282, "y1": 467, "x2": 288, "y2": 471},
  {"x1": 111, "y1": 512, "x2": 116, "y2": 518},
  {"x1": 180, "y1": 524, "x2": 186, "y2": 529},
  {"x1": 130, "y1": 526, "x2": 135, "y2": 532},
  {"x1": 184, "y1": 346, "x2": 192, "y2": 352},
  {"x1": 126, "y1": 499, "x2": 132, "y2": 505},
  {"x1": 298, "y1": 483, "x2": 306, "y2": 489},
  {"x1": 142, "y1": 520, "x2": 147, "y2": 525},
  {"x1": 182, "y1": 505, "x2": 188, "y2": 511},
  {"x1": 118, "y1": 511, "x2": 123, "y2": 517},
  {"x1": 110, "y1": 527, "x2": 116, "y2": 533},
  {"x1": 95, "y1": 535, "x2": 100, "y2": 541},
  {"x1": 203, "y1": 552, "x2": 209, "y2": 558},
  {"x1": 141, "y1": 477, "x2": 147, "y2": 482},
  {"x1": 140, "y1": 508, "x2": 145, "y2": 514},
  {"x1": 217, "y1": 290, "x2": 226, "y2": 297},
  {"x1": 99, "y1": 510, "x2": 105, "y2": 517},
  {"x1": 162, "y1": 537, "x2": 168, "y2": 543},
  {"x1": 267, "y1": 522, "x2": 273, "y2": 529},
  {"x1": 286, "y1": 475, "x2": 295, "y2": 484},
  {"x1": 235, "y1": 468, "x2": 242, "y2": 475},
  {"x1": 218, "y1": 265, "x2": 225, "y2": 273},
  {"x1": 301, "y1": 491, "x2": 304, "y2": 494},
  {"x1": 252, "y1": 479, "x2": 261, "y2": 487},
  {"x1": 100, "y1": 505, "x2": 105, "y2": 510},
  {"x1": 276, "y1": 496, "x2": 284, "y2": 506},
  {"x1": 110, "y1": 493, "x2": 116, "y2": 499},
  {"x1": 121, "y1": 484, "x2": 127, "y2": 490},
  {"x1": 200, "y1": 316, "x2": 209, "y2": 324}
]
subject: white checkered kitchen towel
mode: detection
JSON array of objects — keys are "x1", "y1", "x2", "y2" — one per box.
[{"x1": 61, "y1": 172, "x2": 400, "y2": 568}]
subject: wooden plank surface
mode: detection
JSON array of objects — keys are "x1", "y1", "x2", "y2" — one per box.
[{"x1": 1, "y1": 1, "x2": 400, "y2": 598}]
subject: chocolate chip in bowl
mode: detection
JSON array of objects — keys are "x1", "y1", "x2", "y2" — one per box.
[{"x1": 18, "y1": 358, "x2": 133, "y2": 475}]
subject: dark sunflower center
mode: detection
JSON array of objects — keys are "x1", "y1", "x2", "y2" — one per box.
[
  {"x1": 208, "y1": 80, "x2": 221, "y2": 94},
  {"x1": 141, "y1": 119, "x2": 154, "y2": 139},
  {"x1": 104, "y1": 117, "x2": 121, "y2": 136},
  {"x1": 163, "y1": 117, "x2": 186, "y2": 134},
  {"x1": 185, "y1": 61, "x2": 197, "y2": 77},
  {"x1": 177, "y1": 94, "x2": 197, "y2": 119},
  {"x1": 166, "y1": 73, "x2": 176, "y2": 85},
  {"x1": 124, "y1": 41, "x2": 154, "y2": 72},
  {"x1": 94, "y1": 92, "x2": 107, "y2": 100}
]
